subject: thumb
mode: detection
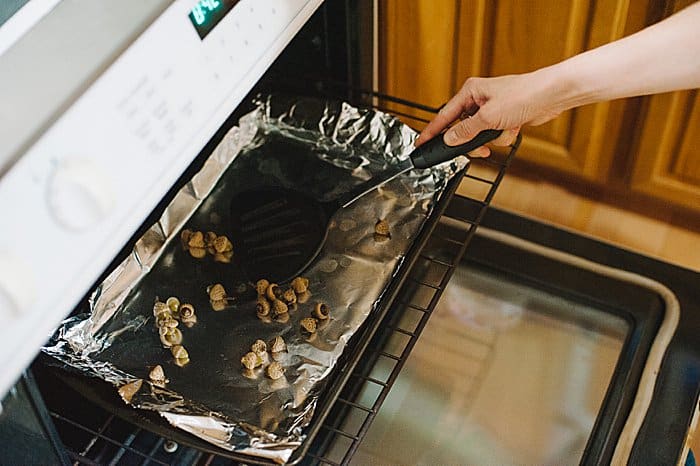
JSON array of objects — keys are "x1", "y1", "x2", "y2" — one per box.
[{"x1": 443, "y1": 111, "x2": 490, "y2": 146}]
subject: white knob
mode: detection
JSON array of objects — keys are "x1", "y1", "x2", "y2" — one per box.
[
  {"x1": 47, "y1": 159, "x2": 114, "y2": 231},
  {"x1": 0, "y1": 252, "x2": 35, "y2": 318}
]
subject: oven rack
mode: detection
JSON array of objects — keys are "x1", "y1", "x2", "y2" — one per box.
[
  {"x1": 33, "y1": 95, "x2": 518, "y2": 466},
  {"x1": 302, "y1": 98, "x2": 519, "y2": 465}
]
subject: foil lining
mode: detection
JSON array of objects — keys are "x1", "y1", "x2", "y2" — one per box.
[{"x1": 43, "y1": 95, "x2": 467, "y2": 464}]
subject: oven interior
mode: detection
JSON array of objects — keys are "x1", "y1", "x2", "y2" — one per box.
[{"x1": 2, "y1": 2, "x2": 697, "y2": 465}]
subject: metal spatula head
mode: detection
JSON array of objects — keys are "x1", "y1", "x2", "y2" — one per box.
[{"x1": 230, "y1": 130, "x2": 502, "y2": 282}]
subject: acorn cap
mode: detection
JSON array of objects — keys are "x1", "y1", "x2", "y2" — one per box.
[
  {"x1": 251, "y1": 339, "x2": 267, "y2": 354},
  {"x1": 170, "y1": 344, "x2": 189, "y2": 359},
  {"x1": 266, "y1": 283, "x2": 280, "y2": 301},
  {"x1": 174, "y1": 357, "x2": 190, "y2": 367},
  {"x1": 290, "y1": 277, "x2": 310, "y2": 293},
  {"x1": 179, "y1": 303, "x2": 195, "y2": 318},
  {"x1": 282, "y1": 288, "x2": 297, "y2": 304},
  {"x1": 188, "y1": 231, "x2": 205, "y2": 248},
  {"x1": 255, "y1": 279, "x2": 270, "y2": 295},
  {"x1": 150, "y1": 365, "x2": 165, "y2": 379},
  {"x1": 153, "y1": 301, "x2": 170, "y2": 316},
  {"x1": 272, "y1": 299, "x2": 288, "y2": 315},
  {"x1": 300, "y1": 317, "x2": 317, "y2": 334},
  {"x1": 266, "y1": 361, "x2": 284, "y2": 380},
  {"x1": 208, "y1": 283, "x2": 227, "y2": 301},
  {"x1": 269, "y1": 335, "x2": 286, "y2": 353},
  {"x1": 166, "y1": 297, "x2": 180, "y2": 313},
  {"x1": 241, "y1": 352, "x2": 258, "y2": 370},
  {"x1": 256, "y1": 297, "x2": 271, "y2": 316},
  {"x1": 313, "y1": 302, "x2": 330, "y2": 320},
  {"x1": 118, "y1": 379, "x2": 143, "y2": 404}
]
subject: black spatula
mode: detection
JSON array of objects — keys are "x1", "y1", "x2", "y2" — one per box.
[{"x1": 230, "y1": 130, "x2": 501, "y2": 282}]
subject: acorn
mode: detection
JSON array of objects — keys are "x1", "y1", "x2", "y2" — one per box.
[
  {"x1": 255, "y1": 279, "x2": 270, "y2": 296},
  {"x1": 266, "y1": 361, "x2": 284, "y2": 380},
  {"x1": 290, "y1": 277, "x2": 310, "y2": 294},
  {"x1": 256, "y1": 297, "x2": 271, "y2": 317},
  {"x1": 300, "y1": 317, "x2": 317, "y2": 334},
  {"x1": 313, "y1": 302, "x2": 330, "y2": 320}
]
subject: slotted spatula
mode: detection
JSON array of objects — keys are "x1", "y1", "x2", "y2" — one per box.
[{"x1": 230, "y1": 130, "x2": 501, "y2": 282}]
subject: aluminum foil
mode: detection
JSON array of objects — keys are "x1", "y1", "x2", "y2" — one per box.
[{"x1": 43, "y1": 95, "x2": 467, "y2": 464}]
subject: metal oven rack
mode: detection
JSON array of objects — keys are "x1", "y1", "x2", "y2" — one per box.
[
  {"x1": 33, "y1": 95, "x2": 518, "y2": 466},
  {"x1": 302, "y1": 95, "x2": 519, "y2": 465}
]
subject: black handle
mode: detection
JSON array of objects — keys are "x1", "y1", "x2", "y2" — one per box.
[{"x1": 410, "y1": 129, "x2": 502, "y2": 169}]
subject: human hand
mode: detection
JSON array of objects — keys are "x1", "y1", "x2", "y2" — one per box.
[{"x1": 415, "y1": 73, "x2": 564, "y2": 157}]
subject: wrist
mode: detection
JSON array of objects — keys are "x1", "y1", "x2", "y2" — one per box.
[{"x1": 531, "y1": 59, "x2": 601, "y2": 113}]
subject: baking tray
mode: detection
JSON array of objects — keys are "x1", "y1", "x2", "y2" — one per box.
[
  {"x1": 41, "y1": 100, "x2": 468, "y2": 465},
  {"x1": 46, "y1": 164, "x2": 465, "y2": 465},
  {"x1": 49, "y1": 162, "x2": 462, "y2": 466}
]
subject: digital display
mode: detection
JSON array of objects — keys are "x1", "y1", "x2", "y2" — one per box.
[{"x1": 188, "y1": 0, "x2": 240, "y2": 39}]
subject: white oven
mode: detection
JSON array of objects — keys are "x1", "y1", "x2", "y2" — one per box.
[
  {"x1": 0, "y1": 2, "x2": 698, "y2": 465},
  {"x1": 0, "y1": 0, "x2": 323, "y2": 398}
]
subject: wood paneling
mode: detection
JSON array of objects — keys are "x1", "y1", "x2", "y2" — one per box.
[
  {"x1": 379, "y1": 1, "x2": 656, "y2": 180},
  {"x1": 626, "y1": 0, "x2": 700, "y2": 212},
  {"x1": 630, "y1": 90, "x2": 700, "y2": 211},
  {"x1": 378, "y1": 1, "x2": 459, "y2": 111},
  {"x1": 379, "y1": 0, "x2": 700, "y2": 215}
]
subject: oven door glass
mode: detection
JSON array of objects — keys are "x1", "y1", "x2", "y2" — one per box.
[
  {"x1": 0, "y1": 373, "x2": 68, "y2": 465},
  {"x1": 353, "y1": 263, "x2": 628, "y2": 465}
]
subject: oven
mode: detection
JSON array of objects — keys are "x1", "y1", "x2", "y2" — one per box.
[{"x1": 1, "y1": 1, "x2": 698, "y2": 465}]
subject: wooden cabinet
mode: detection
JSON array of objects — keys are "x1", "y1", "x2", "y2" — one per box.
[
  {"x1": 631, "y1": 90, "x2": 700, "y2": 212},
  {"x1": 628, "y1": 0, "x2": 700, "y2": 212},
  {"x1": 378, "y1": 0, "x2": 700, "y2": 215},
  {"x1": 454, "y1": 0, "x2": 635, "y2": 181}
]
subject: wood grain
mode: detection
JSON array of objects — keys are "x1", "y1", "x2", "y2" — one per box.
[
  {"x1": 378, "y1": 0, "x2": 460, "y2": 114},
  {"x1": 379, "y1": 0, "x2": 657, "y2": 181},
  {"x1": 631, "y1": 90, "x2": 700, "y2": 211},
  {"x1": 468, "y1": 171, "x2": 700, "y2": 272}
]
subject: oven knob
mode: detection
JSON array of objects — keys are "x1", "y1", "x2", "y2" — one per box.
[
  {"x1": 0, "y1": 252, "x2": 35, "y2": 318},
  {"x1": 47, "y1": 159, "x2": 114, "y2": 231}
]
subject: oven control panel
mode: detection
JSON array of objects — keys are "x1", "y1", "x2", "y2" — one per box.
[{"x1": 0, "y1": 0, "x2": 323, "y2": 396}]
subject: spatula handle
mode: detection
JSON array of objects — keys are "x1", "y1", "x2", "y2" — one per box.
[{"x1": 410, "y1": 129, "x2": 502, "y2": 169}]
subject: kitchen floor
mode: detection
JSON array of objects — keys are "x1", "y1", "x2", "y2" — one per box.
[
  {"x1": 482, "y1": 173, "x2": 700, "y2": 273},
  {"x1": 349, "y1": 172, "x2": 700, "y2": 464}
]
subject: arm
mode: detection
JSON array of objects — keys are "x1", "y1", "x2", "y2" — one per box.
[{"x1": 416, "y1": 1, "x2": 700, "y2": 155}]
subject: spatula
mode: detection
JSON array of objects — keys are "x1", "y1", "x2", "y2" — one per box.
[{"x1": 229, "y1": 130, "x2": 501, "y2": 282}]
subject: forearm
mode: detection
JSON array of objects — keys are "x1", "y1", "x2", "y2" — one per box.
[
  {"x1": 538, "y1": 2, "x2": 700, "y2": 112},
  {"x1": 417, "y1": 2, "x2": 700, "y2": 150}
]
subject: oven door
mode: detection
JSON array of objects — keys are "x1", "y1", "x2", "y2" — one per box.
[
  {"x1": 0, "y1": 372, "x2": 69, "y2": 465},
  {"x1": 308, "y1": 201, "x2": 699, "y2": 466},
  {"x1": 32, "y1": 198, "x2": 697, "y2": 466}
]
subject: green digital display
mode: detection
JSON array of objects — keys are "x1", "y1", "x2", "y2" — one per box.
[{"x1": 188, "y1": 0, "x2": 239, "y2": 39}]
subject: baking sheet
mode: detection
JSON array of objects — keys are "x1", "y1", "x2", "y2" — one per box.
[{"x1": 43, "y1": 95, "x2": 467, "y2": 463}]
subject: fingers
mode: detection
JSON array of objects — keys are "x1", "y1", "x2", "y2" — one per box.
[
  {"x1": 466, "y1": 127, "x2": 518, "y2": 157},
  {"x1": 492, "y1": 127, "x2": 520, "y2": 146},
  {"x1": 443, "y1": 111, "x2": 489, "y2": 146},
  {"x1": 416, "y1": 92, "x2": 476, "y2": 147},
  {"x1": 467, "y1": 146, "x2": 491, "y2": 158}
]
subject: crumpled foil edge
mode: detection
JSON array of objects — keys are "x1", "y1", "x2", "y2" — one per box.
[{"x1": 43, "y1": 95, "x2": 467, "y2": 464}]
